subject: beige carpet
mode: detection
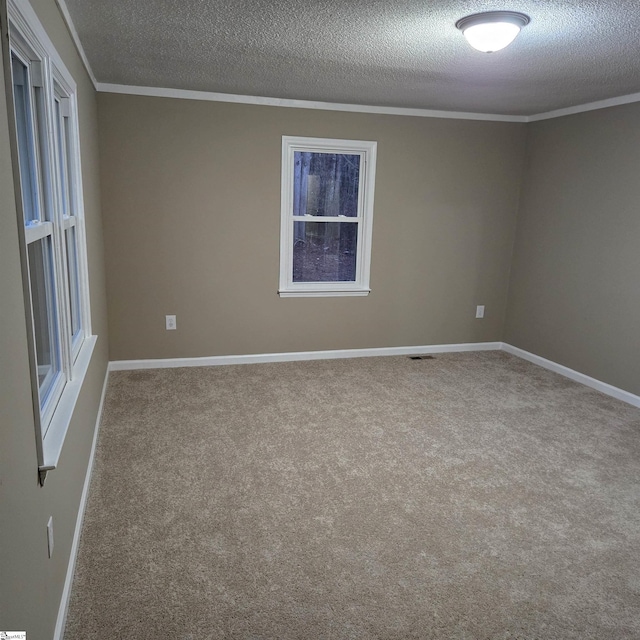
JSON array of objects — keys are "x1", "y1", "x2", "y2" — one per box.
[{"x1": 65, "y1": 351, "x2": 640, "y2": 639}]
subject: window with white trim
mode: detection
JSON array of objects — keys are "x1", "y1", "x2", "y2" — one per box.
[
  {"x1": 279, "y1": 136, "x2": 377, "y2": 297},
  {"x1": 7, "y1": 0, "x2": 93, "y2": 483}
]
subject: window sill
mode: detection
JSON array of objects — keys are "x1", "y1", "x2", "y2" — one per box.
[
  {"x1": 278, "y1": 288, "x2": 371, "y2": 298},
  {"x1": 40, "y1": 335, "x2": 97, "y2": 474}
]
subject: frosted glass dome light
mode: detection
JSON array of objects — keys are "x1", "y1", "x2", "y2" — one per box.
[{"x1": 456, "y1": 11, "x2": 530, "y2": 53}]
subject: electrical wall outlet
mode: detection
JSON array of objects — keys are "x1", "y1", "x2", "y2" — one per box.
[
  {"x1": 165, "y1": 315, "x2": 177, "y2": 330},
  {"x1": 476, "y1": 305, "x2": 485, "y2": 319},
  {"x1": 47, "y1": 516, "x2": 54, "y2": 558}
]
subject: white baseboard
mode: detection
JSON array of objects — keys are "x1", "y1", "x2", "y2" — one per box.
[
  {"x1": 109, "y1": 341, "x2": 640, "y2": 409},
  {"x1": 54, "y1": 366, "x2": 110, "y2": 640},
  {"x1": 108, "y1": 342, "x2": 503, "y2": 371},
  {"x1": 501, "y1": 343, "x2": 640, "y2": 409}
]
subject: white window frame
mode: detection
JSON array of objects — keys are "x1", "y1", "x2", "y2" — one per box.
[
  {"x1": 7, "y1": 0, "x2": 95, "y2": 483},
  {"x1": 279, "y1": 136, "x2": 377, "y2": 297}
]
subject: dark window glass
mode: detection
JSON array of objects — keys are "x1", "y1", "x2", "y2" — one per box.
[
  {"x1": 293, "y1": 221, "x2": 358, "y2": 282},
  {"x1": 293, "y1": 152, "x2": 360, "y2": 217}
]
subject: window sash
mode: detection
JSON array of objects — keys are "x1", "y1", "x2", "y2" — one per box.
[
  {"x1": 52, "y1": 82, "x2": 83, "y2": 359},
  {"x1": 11, "y1": 52, "x2": 44, "y2": 225}
]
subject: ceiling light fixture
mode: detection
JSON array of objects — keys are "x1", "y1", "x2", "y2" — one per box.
[{"x1": 456, "y1": 11, "x2": 530, "y2": 53}]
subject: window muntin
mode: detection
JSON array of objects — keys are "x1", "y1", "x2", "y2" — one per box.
[{"x1": 280, "y1": 137, "x2": 377, "y2": 297}]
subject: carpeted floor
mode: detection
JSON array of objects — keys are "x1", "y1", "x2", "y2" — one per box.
[{"x1": 64, "y1": 351, "x2": 640, "y2": 639}]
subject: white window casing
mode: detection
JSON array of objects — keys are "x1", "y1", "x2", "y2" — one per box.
[
  {"x1": 279, "y1": 136, "x2": 377, "y2": 297},
  {"x1": 7, "y1": 0, "x2": 95, "y2": 483}
]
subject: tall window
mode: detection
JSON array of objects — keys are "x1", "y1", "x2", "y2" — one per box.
[
  {"x1": 8, "y1": 0, "x2": 93, "y2": 480},
  {"x1": 279, "y1": 136, "x2": 377, "y2": 297}
]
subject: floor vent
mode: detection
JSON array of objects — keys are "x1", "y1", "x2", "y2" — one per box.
[{"x1": 409, "y1": 355, "x2": 435, "y2": 360}]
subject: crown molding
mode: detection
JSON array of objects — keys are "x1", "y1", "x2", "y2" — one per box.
[
  {"x1": 95, "y1": 83, "x2": 640, "y2": 123},
  {"x1": 529, "y1": 92, "x2": 640, "y2": 122},
  {"x1": 55, "y1": 0, "x2": 97, "y2": 89},
  {"x1": 95, "y1": 83, "x2": 529, "y2": 123},
  {"x1": 37, "y1": 0, "x2": 640, "y2": 122}
]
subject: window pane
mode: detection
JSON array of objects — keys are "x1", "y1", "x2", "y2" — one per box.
[
  {"x1": 33, "y1": 85, "x2": 53, "y2": 222},
  {"x1": 293, "y1": 152, "x2": 360, "y2": 217},
  {"x1": 11, "y1": 55, "x2": 41, "y2": 225},
  {"x1": 54, "y1": 99, "x2": 70, "y2": 217},
  {"x1": 27, "y1": 236, "x2": 62, "y2": 406},
  {"x1": 65, "y1": 226, "x2": 82, "y2": 340},
  {"x1": 293, "y1": 221, "x2": 358, "y2": 282},
  {"x1": 62, "y1": 113, "x2": 75, "y2": 216}
]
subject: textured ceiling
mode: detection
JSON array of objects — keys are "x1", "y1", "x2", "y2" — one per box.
[{"x1": 63, "y1": 0, "x2": 640, "y2": 116}]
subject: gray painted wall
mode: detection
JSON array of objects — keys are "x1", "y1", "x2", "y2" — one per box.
[
  {"x1": 505, "y1": 104, "x2": 640, "y2": 396},
  {"x1": 98, "y1": 93, "x2": 527, "y2": 361},
  {"x1": 0, "y1": 0, "x2": 108, "y2": 637}
]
